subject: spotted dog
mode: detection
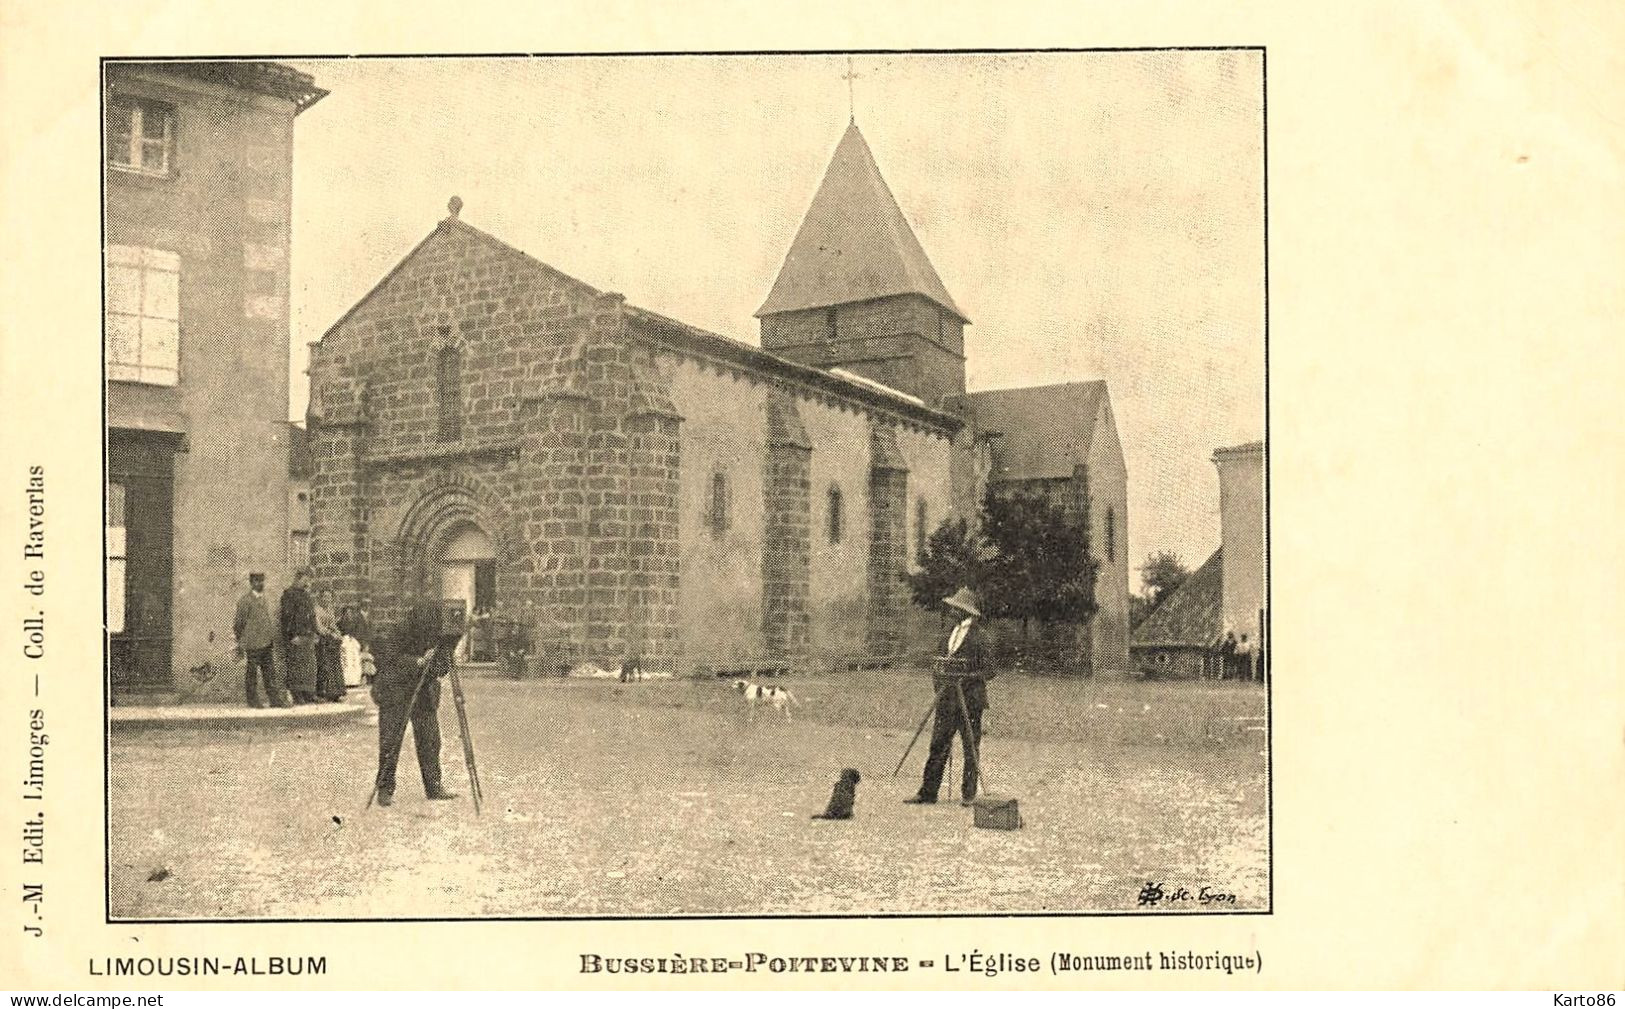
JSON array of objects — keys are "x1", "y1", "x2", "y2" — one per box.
[{"x1": 732, "y1": 679, "x2": 798, "y2": 721}]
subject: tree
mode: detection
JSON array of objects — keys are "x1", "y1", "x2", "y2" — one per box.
[
  {"x1": 978, "y1": 486, "x2": 1099, "y2": 636},
  {"x1": 906, "y1": 517, "x2": 984, "y2": 612},
  {"x1": 1140, "y1": 550, "x2": 1190, "y2": 607},
  {"x1": 1129, "y1": 592, "x2": 1157, "y2": 630}
]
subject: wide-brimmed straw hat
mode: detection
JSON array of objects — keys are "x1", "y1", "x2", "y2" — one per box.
[{"x1": 942, "y1": 587, "x2": 982, "y2": 617}]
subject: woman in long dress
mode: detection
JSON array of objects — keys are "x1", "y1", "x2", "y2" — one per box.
[
  {"x1": 338, "y1": 604, "x2": 364, "y2": 688},
  {"x1": 314, "y1": 588, "x2": 346, "y2": 702},
  {"x1": 278, "y1": 569, "x2": 319, "y2": 704}
]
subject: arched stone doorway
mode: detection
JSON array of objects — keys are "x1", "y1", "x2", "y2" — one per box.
[
  {"x1": 393, "y1": 474, "x2": 513, "y2": 666},
  {"x1": 435, "y1": 521, "x2": 496, "y2": 663}
]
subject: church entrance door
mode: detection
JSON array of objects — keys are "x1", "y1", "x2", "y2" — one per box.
[{"x1": 436, "y1": 523, "x2": 496, "y2": 663}]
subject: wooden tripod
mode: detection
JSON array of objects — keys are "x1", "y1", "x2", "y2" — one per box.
[
  {"x1": 892, "y1": 664, "x2": 987, "y2": 799},
  {"x1": 446, "y1": 662, "x2": 483, "y2": 815}
]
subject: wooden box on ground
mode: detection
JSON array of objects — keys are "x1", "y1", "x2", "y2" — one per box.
[{"x1": 972, "y1": 795, "x2": 1023, "y2": 830}]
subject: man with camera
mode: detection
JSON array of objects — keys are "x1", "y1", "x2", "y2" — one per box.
[
  {"x1": 906, "y1": 587, "x2": 994, "y2": 807},
  {"x1": 371, "y1": 599, "x2": 463, "y2": 808}
]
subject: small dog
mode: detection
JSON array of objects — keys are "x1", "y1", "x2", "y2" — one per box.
[
  {"x1": 812, "y1": 768, "x2": 861, "y2": 820},
  {"x1": 732, "y1": 679, "x2": 798, "y2": 721}
]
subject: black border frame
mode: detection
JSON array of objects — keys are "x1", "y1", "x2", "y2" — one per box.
[{"x1": 102, "y1": 46, "x2": 1270, "y2": 924}]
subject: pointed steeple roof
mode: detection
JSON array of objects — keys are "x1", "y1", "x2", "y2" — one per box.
[{"x1": 757, "y1": 121, "x2": 967, "y2": 322}]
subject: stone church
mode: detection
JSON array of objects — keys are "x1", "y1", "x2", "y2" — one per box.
[{"x1": 307, "y1": 120, "x2": 1130, "y2": 675}]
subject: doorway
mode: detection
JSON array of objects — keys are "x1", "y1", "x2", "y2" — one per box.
[
  {"x1": 437, "y1": 523, "x2": 496, "y2": 663},
  {"x1": 108, "y1": 430, "x2": 179, "y2": 693}
]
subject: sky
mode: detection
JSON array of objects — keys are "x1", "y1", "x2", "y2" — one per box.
[{"x1": 284, "y1": 51, "x2": 1264, "y2": 584}]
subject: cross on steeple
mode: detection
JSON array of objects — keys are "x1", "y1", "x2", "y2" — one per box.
[{"x1": 841, "y1": 56, "x2": 861, "y2": 123}]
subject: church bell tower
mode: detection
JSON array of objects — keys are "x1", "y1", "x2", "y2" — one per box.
[{"x1": 756, "y1": 121, "x2": 968, "y2": 407}]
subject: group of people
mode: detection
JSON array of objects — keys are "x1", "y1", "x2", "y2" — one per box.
[
  {"x1": 235, "y1": 573, "x2": 460, "y2": 807},
  {"x1": 231, "y1": 569, "x2": 377, "y2": 708},
  {"x1": 1214, "y1": 629, "x2": 1265, "y2": 682}
]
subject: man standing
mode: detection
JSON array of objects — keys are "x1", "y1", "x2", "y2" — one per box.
[
  {"x1": 906, "y1": 587, "x2": 993, "y2": 806},
  {"x1": 1237, "y1": 632, "x2": 1256, "y2": 683},
  {"x1": 232, "y1": 573, "x2": 287, "y2": 708},
  {"x1": 1218, "y1": 630, "x2": 1239, "y2": 681},
  {"x1": 279, "y1": 568, "x2": 319, "y2": 704},
  {"x1": 371, "y1": 599, "x2": 461, "y2": 808}
]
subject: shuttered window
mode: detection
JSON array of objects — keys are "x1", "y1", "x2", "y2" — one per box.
[{"x1": 106, "y1": 245, "x2": 180, "y2": 385}]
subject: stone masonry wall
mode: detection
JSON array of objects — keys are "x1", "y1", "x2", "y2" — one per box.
[
  {"x1": 761, "y1": 391, "x2": 813, "y2": 663},
  {"x1": 759, "y1": 294, "x2": 966, "y2": 407},
  {"x1": 865, "y1": 425, "x2": 910, "y2": 657},
  {"x1": 309, "y1": 214, "x2": 681, "y2": 670}
]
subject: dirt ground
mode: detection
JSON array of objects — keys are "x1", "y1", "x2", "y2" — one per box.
[{"x1": 108, "y1": 668, "x2": 1268, "y2": 919}]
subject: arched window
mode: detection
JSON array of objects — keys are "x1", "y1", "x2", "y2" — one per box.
[
  {"x1": 915, "y1": 497, "x2": 928, "y2": 560},
  {"x1": 436, "y1": 342, "x2": 461, "y2": 442},
  {"x1": 1104, "y1": 506, "x2": 1116, "y2": 564},
  {"x1": 827, "y1": 485, "x2": 844, "y2": 544},
  {"x1": 708, "y1": 471, "x2": 730, "y2": 536}
]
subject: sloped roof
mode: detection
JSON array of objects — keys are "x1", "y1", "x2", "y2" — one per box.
[
  {"x1": 1213, "y1": 440, "x2": 1264, "y2": 461},
  {"x1": 320, "y1": 209, "x2": 961, "y2": 434},
  {"x1": 126, "y1": 61, "x2": 329, "y2": 113},
  {"x1": 1132, "y1": 549, "x2": 1224, "y2": 648},
  {"x1": 756, "y1": 122, "x2": 966, "y2": 322},
  {"x1": 321, "y1": 214, "x2": 605, "y2": 340},
  {"x1": 963, "y1": 381, "x2": 1108, "y2": 481}
]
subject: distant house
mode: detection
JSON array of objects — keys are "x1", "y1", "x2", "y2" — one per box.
[{"x1": 1131, "y1": 548, "x2": 1222, "y2": 678}]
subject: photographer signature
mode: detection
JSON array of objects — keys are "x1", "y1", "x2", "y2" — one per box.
[{"x1": 1137, "y1": 881, "x2": 1237, "y2": 908}]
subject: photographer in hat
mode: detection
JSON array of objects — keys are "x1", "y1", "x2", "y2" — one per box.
[
  {"x1": 371, "y1": 598, "x2": 463, "y2": 808},
  {"x1": 906, "y1": 586, "x2": 994, "y2": 806}
]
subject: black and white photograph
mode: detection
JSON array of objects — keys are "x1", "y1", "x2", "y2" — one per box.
[{"x1": 102, "y1": 51, "x2": 1267, "y2": 921}]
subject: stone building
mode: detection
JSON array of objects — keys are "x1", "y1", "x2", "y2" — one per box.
[
  {"x1": 104, "y1": 61, "x2": 326, "y2": 699},
  {"x1": 1213, "y1": 441, "x2": 1266, "y2": 649},
  {"x1": 307, "y1": 121, "x2": 1130, "y2": 676}
]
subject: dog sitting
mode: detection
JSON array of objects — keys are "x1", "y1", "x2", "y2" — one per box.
[
  {"x1": 812, "y1": 768, "x2": 861, "y2": 820},
  {"x1": 731, "y1": 679, "x2": 798, "y2": 721}
]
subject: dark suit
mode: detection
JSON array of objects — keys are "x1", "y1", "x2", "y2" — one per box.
[
  {"x1": 372, "y1": 605, "x2": 453, "y2": 798},
  {"x1": 233, "y1": 591, "x2": 281, "y2": 705},
  {"x1": 918, "y1": 619, "x2": 992, "y2": 802}
]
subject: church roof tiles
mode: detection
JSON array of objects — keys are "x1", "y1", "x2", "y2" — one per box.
[{"x1": 756, "y1": 121, "x2": 967, "y2": 322}]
